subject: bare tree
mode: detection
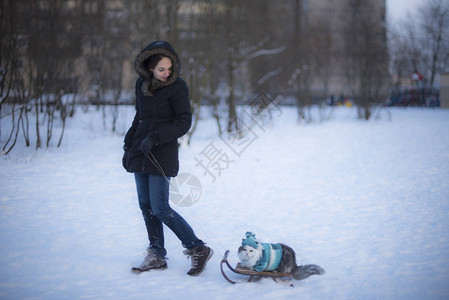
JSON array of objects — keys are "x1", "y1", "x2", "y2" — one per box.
[
  {"x1": 124, "y1": 0, "x2": 181, "y2": 48},
  {"x1": 419, "y1": 0, "x2": 449, "y2": 88},
  {"x1": 343, "y1": 0, "x2": 389, "y2": 119},
  {"x1": 1, "y1": 0, "x2": 35, "y2": 153},
  {"x1": 389, "y1": 0, "x2": 449, "y2": 107},
  {"x1": 0, "y1": 0, "x2": 20, "y2": 140},
  {"x1": 3, "y1": 0, "x2": 395, "y2": 155},
  {"x1": 27, "y1": 2, "x2": 82, "y2": 148},
  {"x1": 1, "y1": 1, "x2": 87, "y2": 153}
]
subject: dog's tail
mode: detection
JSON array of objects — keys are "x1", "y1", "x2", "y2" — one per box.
[{"x1": 292, "y1": 264, "x2": 325, "y2": 280}]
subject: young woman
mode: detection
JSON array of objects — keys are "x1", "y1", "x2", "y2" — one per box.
[{"x1": 122, "y1": 41, "x2": 212, "y2": 276}]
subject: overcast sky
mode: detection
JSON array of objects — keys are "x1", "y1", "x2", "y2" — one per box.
[{"x1": 387, "y1": 0, "x2": 422, "y2": 21}]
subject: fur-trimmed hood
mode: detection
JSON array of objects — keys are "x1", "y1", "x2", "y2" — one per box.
[{"x1": 134, "y1": 41, "x2": 181, "y2": 96}]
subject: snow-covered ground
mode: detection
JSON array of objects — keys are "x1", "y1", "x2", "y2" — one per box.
[{"x1": 1, "y1": 105, "x2": 449, "y2": 300}]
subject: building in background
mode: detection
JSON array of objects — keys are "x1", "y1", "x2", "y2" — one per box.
[{"x1": 3, "y1": 0, "x2": 389, "y2": 106}]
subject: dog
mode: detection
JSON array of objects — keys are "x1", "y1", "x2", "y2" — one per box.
[{"x1": 237, "y1": 232, "x2": 325, "y2": 280}]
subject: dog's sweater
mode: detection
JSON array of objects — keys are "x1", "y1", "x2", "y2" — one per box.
[{"x1": 253, "y1": 243, "x2": 283, "y2": 272}]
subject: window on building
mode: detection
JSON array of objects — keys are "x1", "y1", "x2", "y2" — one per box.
[{"x1": 84, "y1": 1, "x2": 98, "y2": 14}]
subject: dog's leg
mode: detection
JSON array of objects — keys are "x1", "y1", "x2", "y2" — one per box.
[
  {"x1": 273, "y1": 277, "x2": 294, "y2": 287},
  {"x1": 248, "y1": 275, "x2": 262, "y2": 282}
]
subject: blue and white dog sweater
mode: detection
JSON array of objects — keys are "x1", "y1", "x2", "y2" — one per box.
[{"x1": 242, "y1": 232, "x2": 283, "y2": 272}]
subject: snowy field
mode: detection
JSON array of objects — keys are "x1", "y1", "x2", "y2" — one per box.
[{"x1": 1, "y1": 105, "x2": 449, "y2": 300}]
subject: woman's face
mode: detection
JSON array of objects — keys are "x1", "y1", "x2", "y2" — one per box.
[{"x1": 151, "y1": 57, "x2": 172, "y2": 82}]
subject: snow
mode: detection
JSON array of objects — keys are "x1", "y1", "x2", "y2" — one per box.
[{"x1": 1, "y1": 105, "x2": 449, "y2": 299}]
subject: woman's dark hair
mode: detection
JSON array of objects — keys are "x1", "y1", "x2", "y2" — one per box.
[{"x1": 145, "y1": 54, "x2": 171, "y2": 72}]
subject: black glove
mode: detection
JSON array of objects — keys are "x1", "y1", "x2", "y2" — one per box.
[{"x1": 140, "y1": 135, "x2": 156, "y2": 155}]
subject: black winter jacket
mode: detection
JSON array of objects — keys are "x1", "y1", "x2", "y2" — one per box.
[{"x1": 123, "y1": 41, "x2": 192, "y2": 177}]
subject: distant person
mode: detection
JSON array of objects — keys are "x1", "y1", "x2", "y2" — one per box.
[
  {"x1": 122, "y1": 41, "x2": 213, "y2": 276},
  {"x1": 327, "y1": 94, "x2": 335, "y2": 106},
  {"x1": 339, "y1": 94, "x2": 344, "y2": 105}
]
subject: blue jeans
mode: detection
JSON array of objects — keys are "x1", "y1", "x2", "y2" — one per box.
[{"x1": 134, "y1": 173, "x2": 204, "y2": 258}]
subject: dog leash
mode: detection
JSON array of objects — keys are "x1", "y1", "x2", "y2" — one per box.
[{"x1": 143, "y1": 151, "x2": 172, "y2": 185}]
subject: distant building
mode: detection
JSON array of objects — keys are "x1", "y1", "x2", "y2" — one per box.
[
  {"x1": 299, "y1": 0, "x2": 388, "y2": 100},
  {"x1": 8, "y1": 0, "x2": 388, "y2": 104}
]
